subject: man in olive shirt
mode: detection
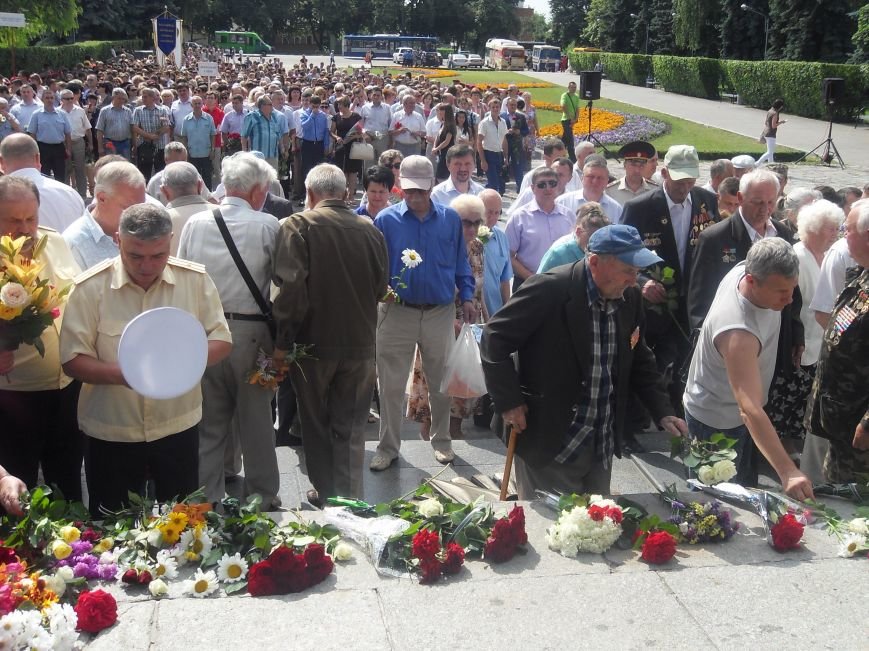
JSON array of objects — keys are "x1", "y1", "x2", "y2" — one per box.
[{"x1": 60, "y1": 204, "x2": 232, "y2": 516}]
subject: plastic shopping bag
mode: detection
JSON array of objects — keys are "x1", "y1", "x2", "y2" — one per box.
[{"x1": 439, "y1": 323, "x2": 487, "y2": 398}]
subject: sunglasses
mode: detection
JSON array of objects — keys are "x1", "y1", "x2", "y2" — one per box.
[
  {"x1": 535, "y1": 180, "x2": 558, "y2": 189},
  {"x1": 387, "y1": 163, "x2": 402, "y2": 169},
  {"x1": 461, "y1": 220, "x2": 483, "y2": 228}
]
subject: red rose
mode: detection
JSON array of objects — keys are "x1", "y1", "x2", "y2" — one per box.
[
  {"x1": 305, "y1": 553, "x2": 334, "y2": 587},
  {"x1": 605, "y1": 506, "x2": 623, "y2": 524},
  {"x1": 419, "y1": 558, "x2": 441, "y2": 584},
  {"x1": 508, "y1": 505, "x2": 525, "y2": 528},
  {"x1": 641, "y1": 531, "x2": 677, "y2": 565},
  {"x1": 279, "y1": 565, "x2": 311, "y2": 594},
  {"x1": 0, "y1": 546, "x2": 18, "y2": 565},
  {"x1": 441, "y1": 542, "x2": 465, "y2": 575},
  {"x1": 411, "y1": 530, "x2": 440, "y2": 561},
  {"x1": 269, "y1": 546, "x2": 304, "y2": 573},
  {"x1": 80, "y1": 528, "x2": 100, "y2": 543},
  {"x1": 247, "y1": 560, "x2": 278, "y2": 596},
  {"x1": 137, "y1": 570, "x2": 153, "y2": 585},
  {"x1": 588, "y1": 505, "x2": 606, "y2": 522},
  {"x1": 491, "y1": 519, "x2": 516, "y2": 547},
  {"x1": 771, "y1": 513, "x2": 804, "y2": 551},
  {"x1": 121, "y1": 569, "x2": 138, "y2": 584},
  {"x1": 303, "y1": 543, "x2": 326, "y2": 564},
  {"x1": 483, "y1": 536, "x2": 515, "y2": 563},
  {"x1": 75, "y1": 589, "x2": 117, "y2": 633}
]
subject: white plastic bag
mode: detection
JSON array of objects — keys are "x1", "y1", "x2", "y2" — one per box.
[{"x1": 439, "y1": 323, "x2": 487, "y2": 398}]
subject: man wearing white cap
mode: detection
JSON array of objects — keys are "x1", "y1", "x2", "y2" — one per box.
[
  {"x1": 621, "y1": 144, "x2": 720, "y2": 411},
  {"x1": 731, "y1": 154, "x2": 755, "y2": 179},
  {"x1": 370, "y1": 156, "x2": 476, "y2": 470}
]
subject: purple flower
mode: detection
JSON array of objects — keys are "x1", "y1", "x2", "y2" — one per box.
[
  {"x1": 98, "y1": 563, "x2": 118, "y2": 580},
  {"x1": 70, "y1": 541, "x2": 93, "y2": 555}
]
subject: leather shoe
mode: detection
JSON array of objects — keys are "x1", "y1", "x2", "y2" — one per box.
[
  {"x1": 369, "y1": 453, "x2": 395, "y2": 471},
  {"x1": 434, "y1": 448, "x2": 455, "y2": 464},
  {"x1": 306, "y1": 489, "x2": 324, "y2": 509}
]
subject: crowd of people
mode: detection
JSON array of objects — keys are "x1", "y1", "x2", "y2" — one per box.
[{"x1": 0, "y1": 50, "x2": 867, "y2": 516}]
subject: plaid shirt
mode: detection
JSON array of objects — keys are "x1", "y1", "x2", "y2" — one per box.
[
  {"x1": 555, "y1": 267, "x2": 622, "y2": 467},
  {"x1": 132, "y1": 104, "x2": 171, "y2": 148}
]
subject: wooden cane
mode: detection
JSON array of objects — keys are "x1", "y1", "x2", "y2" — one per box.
[{"x1": 499, "y1": 425, "x2": 518, "y2": 502}]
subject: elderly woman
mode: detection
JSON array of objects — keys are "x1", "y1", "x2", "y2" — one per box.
[
  {"x1": 537, "y1": 202, "x2": 611, "y2": 272},
  {"x1": 778, "y1": 187, "x2": 821, "y2": 239},
  {"x1": 407, "y1": 194, "x2": 487, "y2": 440},
  {"x1": 791, "y1": 199, "x2": 845, "y2": 481}
]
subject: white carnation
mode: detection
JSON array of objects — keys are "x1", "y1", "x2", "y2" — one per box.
[
  {"x1": 42, "y1": 573, "x2": 67, "y2": 598},
  {"x1": 0, "y1": 282, "x2": 30, "y2": 309},
  {"x1": 846, "y1": 518, "x2": 868, "y2": 536},
  {"x1": 55, "y1": 566, "x2": 75, "y2": 583},
  {"x1": 149, "y1": 578, "x2": 169, "y2": 597},
  {"x1": 546, "y1": 505, "x2": 622, "y2": 556},
  {"x1": 333, "y1": 542, "x2": 354, "y2": 562}
]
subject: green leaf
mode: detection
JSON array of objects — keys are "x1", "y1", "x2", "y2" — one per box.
[
  {"x1": 223, "y1": 580, "x2": 248, "y2": 595},
  {"x1": 253, "y1": 533, "x2": 269, "y2": 550},
  {"x1": 683, "y1": 453, "x2": 701, "y2": 468},
  {"x1": 292, "y1": 535, "x2": 315, "y2": 547}
]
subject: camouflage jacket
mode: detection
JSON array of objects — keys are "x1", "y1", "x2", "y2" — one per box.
[{"x1": 806, "y1": 267, "x2": 869, "y2": 443}]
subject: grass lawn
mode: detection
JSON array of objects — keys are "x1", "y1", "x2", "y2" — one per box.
[{"x1": 372, "y1": 66, "x2": 800, "y2": 159}]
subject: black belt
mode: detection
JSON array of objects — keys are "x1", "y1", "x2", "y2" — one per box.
[
  {"x1": 224, "y1": 312, "x2": 267, "y2": 321},
  {"x1": 401, "y1": 302, "x2": 444, "y2": 311}
]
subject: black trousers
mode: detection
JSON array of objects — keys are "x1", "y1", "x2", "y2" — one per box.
[
  {"x1": 300, "y1": 140, "x2": 325, "y2": 184},
  {"x1": 84, "y1": 425, "x2": 199, "y2": 517},
  {"x1": 38, "y1": 141, "x2": 67, "y2": 181},
  {"x1": 190, "y1": 156, "x2": 214, "y2": 191},
  {"x1": 560, "y1": 119, "x2": 577, "y2": 163},
  {"x1": 135, "y1": 141, "x2": 165, "y2": 180},
  {"x1": 0, "y1": 382, "x2": 83, "y2": 502}
]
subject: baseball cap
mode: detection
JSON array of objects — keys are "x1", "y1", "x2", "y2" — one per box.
[
  {"x1": 731, "y1": 154, "x2": 756, "y2": 170},
  {"x1": 664, "y1": 145, "x2": 700, "y2": 180},
  {"x1": 399, "y1": 155, "x2": 434, "y2": 191},
  {"x1": 587, "y1": 225, "x2": 664, "y2": 268},
  {"x1": 618, "y1": 140, "x2": 656, "y2": 161}
]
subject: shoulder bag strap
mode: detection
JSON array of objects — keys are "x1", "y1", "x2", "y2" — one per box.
[{"x1": 211, "y1": 207, "x2": 272, "y2": 319}]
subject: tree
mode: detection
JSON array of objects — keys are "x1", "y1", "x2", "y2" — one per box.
[
  {"x1": 646, "y1": 0, "x2": 675, "y2": 54},
  {"x1": 767, "y1": 0, "x2": 855, "y2": 62},
  {"x1": 851, "y1": 3, "x2": 869, "y2": 64},
  {"x1": 530, "y1": 13, "x2": 551, "y2": 42},
  {"x1": 582, "y1": 0, "x2": 638, "y2": 52},
  {"x1": 549, "y1": 0, "x2": 589, "y2": 47},
  {"x1": 719, "y1": 0, "x2": 767, "y2": 60},
  {"x1": 0, "y1": 0, "x2": 80, "y2": 46}
]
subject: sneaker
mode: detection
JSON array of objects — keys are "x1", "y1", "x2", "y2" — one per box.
[
  {"x1": 369, "y1": 453, "x2": 395, "y2": 471},
  {"x1": 434, "y1": 448, "x2": 455, "y2": 464}
]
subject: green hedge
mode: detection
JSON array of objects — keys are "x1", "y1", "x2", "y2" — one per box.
[
  {"x1": 567, "y1": 51, "x2": 869, "y2": 120},
  {"x1": 654, "y1": 56, "x2": 722, "y2": 100},
  {"x1": 0, "y1": 41, "x2": 141, "y2": 76}
]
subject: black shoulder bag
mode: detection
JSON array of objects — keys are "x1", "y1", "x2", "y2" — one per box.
[{"x1": 211, "y1": 207, "x2": 277, "y2": 339}]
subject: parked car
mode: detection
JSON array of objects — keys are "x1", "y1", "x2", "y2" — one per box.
[
  {"x1": 393, "y1": 47, "x2": 413, "y2": 64},
  {"x1": 421, "y1": 51, "x2": 442, "y2": 67},
  {"x1": 466, "y1": 53, "x2": 483, "y2": 68},
  {"x1": 447, "y1": 52, "x2": 468, "y2": 69}
]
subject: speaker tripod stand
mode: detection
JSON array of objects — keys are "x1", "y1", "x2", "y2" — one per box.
[
  {"x1": 580, "y1": 100, "x2": 618, "y2": 160},
  {"x1": 796, "y1": 109, "x2": 845, "y2": 169}
]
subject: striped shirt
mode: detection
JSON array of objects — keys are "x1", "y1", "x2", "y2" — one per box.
[
  {"x1": 132, "y1": 104, "x2": 171, "y2": 148},
  {"x1": 241, "y1": 110, "x2": 282, "y2": 158},
  {"x1": 95, "y1": 105, "x2": 134, "y2": 141},
  {"x1": 555, "y1": 267, "x2": 621, "y2": 466}
]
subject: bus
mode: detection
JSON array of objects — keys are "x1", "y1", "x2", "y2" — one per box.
[
  {"x1": 342, "y1": 34, "x2": 438, "y2": 59},
  {"x1": 484, "y1": 39, "x2": 526, "y2": 70},
  {"x1": 214, "y1": 31, "x2": 272, "y2": 55},
  {"x1": 531, "y1": 45, "x2": 561, "y2": 72}
]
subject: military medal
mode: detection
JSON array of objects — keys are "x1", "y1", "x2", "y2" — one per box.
[{"x1": 630, "y1": 327, "x2": 640, "y2": 350}]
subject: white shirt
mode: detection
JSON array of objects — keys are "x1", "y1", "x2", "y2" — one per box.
[
  {"x1": 146, "y1": 170, "x2": 212, "y2": 206},
  {"x1": 177, "y1": 196, "x2": 279, "y2": 314},
  {"x1": 477, "y1": 114, "x2": 507, "y2": 153},
  {"x1": 810, "y1": 237, "x2": 855, "y2": 315},
  {"x1": 793, "y1": 241, "x2": 824, "y2": 366},
  {"x1": 512, "y1": 170, "x2": 581, "y2": 216},
  {"x1": 10, "y1": 167, "x2": 85, "y2": 232},
  {"x1": 556, "y1": 190, "x2": 623, "y2": 225},
  {"x1": 360, "y1": 102, "x2": 391, "y2": 133},
  {"x1": 664, "y1": 188, "x2": 693, "y2": 271},
  {"x1": 430, "y1": 177, "x2": 484, "y2": 206},
  {"x1": 739, "y1": 212, "x2": 777, "y2": 242},
  {"x1": 171, "y1": 98, "x2": 193, "y2": 136},
  {"x1": 389, "y1": 110, "x2": 425, "y2": 145},
  {"x1": 60, "y1": 104, "x2": 91, "y2": 140}
]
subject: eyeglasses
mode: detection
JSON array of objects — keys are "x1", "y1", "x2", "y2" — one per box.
[
  {"x1": 387, "y1": 163, "x2": 402, "y2": 169},
  {"x1": 535, "y1": 180, "x2": 558, "y2": 189},
  {"x1": 461, "y1": 220, "x2": 483, "y2": 228},
  {"x1": 61, "y1": 96, "x2": 74, "y2": 101}
]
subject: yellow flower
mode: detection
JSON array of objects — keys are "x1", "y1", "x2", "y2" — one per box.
[
  {"x1": 0, "y1": 303, "x2": 22, "y2": 320},
  {"x1": 537, "y1": 107, "x2": 626, "y2": 138},
  {"x1": 159, "y1": 524, "x2": 182, "y2": 545},
  {"x1": 51, "y1": 540, "x2": 73, "y2": 560},
  {"x1": 59, "y1": 525, "x2": 81, "y2": 543},
  {"x1": 167, "y1": 511, "x2": 189, "y2": 529}
]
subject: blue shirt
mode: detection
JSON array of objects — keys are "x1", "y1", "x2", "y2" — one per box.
[
  {"x1": 483, "y1": 226, "x2": 512, "y2": 316},
  {"x1": 181, "y1": 112, "x2": 216, "y2": 158},
  {"x1": 26, "y1": 107, "x2": 71, "y2": 144},
  {"x1": 298, "y1": 108, "x2": 329, "y2": 144},
  {"x1": 538, "y1": 233, "x2": 585, "y2": 273},
  {"x1": 374, "y1": 200, "x2": 474, "y2": 305},
  {"x1": 241, "y1": 110, "x2": 282, "y2": 158},
  {"x1": 62, "y1": 209, "x2": 119, "y2": 270}
]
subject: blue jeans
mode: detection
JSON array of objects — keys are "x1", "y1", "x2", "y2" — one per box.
[
  {"x1": 106, "y1": 138, "x2": 130, "y2": 160},
  {"x1": 483, "y1": 150, "x2": 504, "y2": 194},
  {"x1": 685, "y1": 411, "x2": 759, "y2": 486}
]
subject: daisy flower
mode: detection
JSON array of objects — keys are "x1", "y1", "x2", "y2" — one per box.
[
  {"x1": 184, "y1": 569, "x2": 218, "y2": 598},
  {"x1": 154, "y1": 550, "x2": 179, "y2": 580},
  {"x1": 178, "y1": 525, "x2": 213, "y2": 562},
  {"x1": 401, "y1": 248, "x2": 422, "y2": 268},
  {"x1": 838, "y1": 533, "x2": 867, "y2": 558},
  {"x1": 216, "y1": 553, "x2": 248, "y2": 583}
]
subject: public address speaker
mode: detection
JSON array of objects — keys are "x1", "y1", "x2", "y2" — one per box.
[
  {"x1": 579, "y1": 71, "x2": 602, "y2": 101},
  {"x1": 822, "y1": 77, "x2": 844, "y2": 105}
]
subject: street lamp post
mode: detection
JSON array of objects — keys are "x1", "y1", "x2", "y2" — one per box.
[
  {"x1": 629, "y1": 13, "x2": 649, "y2": 55},
  {"x1": 740, "y1": 3, "x2": 769, "y2": 60}
]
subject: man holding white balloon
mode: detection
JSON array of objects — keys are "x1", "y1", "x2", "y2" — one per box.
[{"x1": 60, "y1": 203, "x2": 232, "y2": 517}]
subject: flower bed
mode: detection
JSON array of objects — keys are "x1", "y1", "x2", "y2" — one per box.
[{"x1": 537, "y1": 108, "x2": 669, "y2": 148}]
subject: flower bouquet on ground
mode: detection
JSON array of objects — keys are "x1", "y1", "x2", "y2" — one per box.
[
  {"x1": 323, "y1": 484, "x2": 528, "y2": 584},
  {"x1": 659, "y1": 483, "x2": 740, "y2": 545},
  {"x1": 544, "y1": 493, "x2": 627, "y2": 556},
  {"x1": 630, "y1": 516, "x2": 679, "y2": 565},
  {"x1": 686, "y1": 480, "x2": 808, "y2": 552},
  {"x1": 805, "y1": 502, "x2": 869, "y2": 559},
  {"x1": 0, "y1": 234, "x2": 71, "y2": 357},
  {"x1": 671, "y1": 432, "x2": 738, "y2": 486}
]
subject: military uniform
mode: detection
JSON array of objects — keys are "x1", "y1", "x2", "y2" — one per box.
[
  {"x1": 805, "y1": 267, "x2": 869, "y2": 482},
  {"x1": 605, "y1": 176, "x2": 658, "y2": 206}
]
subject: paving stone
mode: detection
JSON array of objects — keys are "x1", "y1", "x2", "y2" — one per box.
[{"x1": 83, "y1": 601, "x2": 155, "y2": 651}]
